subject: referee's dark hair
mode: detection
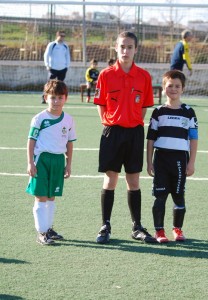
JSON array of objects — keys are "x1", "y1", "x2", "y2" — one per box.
[
  {"x1": 117, "y1": 31, "x2": 138, "y2": 48},
  {"x1": 162, "y1": 70, "x2": 186, "y2": 89}
]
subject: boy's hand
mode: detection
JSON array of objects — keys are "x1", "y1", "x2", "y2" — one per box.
[
  {"x1": 147, "y1": 163, "x2": 154, "y2": 177},
  {"x1": 186, "y1": 162, "x2": 195, "y2": 176},
  {"x1": 27, "y1": 163, "x2": 37, "y2": 177},
  {"x1": 64, "y1": 165, "x2": 71, "y2": 179}
]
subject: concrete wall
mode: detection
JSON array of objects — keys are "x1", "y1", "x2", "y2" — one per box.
[
  {"x1": 0, "y1": 61, "x2": 87, "y2": 91},
  {"x1": 0, "y1": 61, "x2": 208, "y2": 95}
]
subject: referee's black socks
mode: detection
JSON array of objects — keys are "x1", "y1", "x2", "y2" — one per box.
[
  {"x1": 101, "y1": 189, "x2": 114, "y2": 225},
  {"x1": 127, "y1": 189, "x2": 142, "y2": 228}
]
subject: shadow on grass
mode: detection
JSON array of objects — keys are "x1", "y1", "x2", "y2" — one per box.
[
  {"x1": 58, "y1": 238, "x2": 208, "y2": 259},
  {"x1": 0, "y1": 258, "x2": 30, "y2": 264},
  {"x1": 0, "y1": 295, "x2": 24, "y2": 300}
]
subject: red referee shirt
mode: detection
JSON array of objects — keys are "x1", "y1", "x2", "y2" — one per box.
[{"x1": 94, "y1": 61, "x2": 154, "y2": 128}]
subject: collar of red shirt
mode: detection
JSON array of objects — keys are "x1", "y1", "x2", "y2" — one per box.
[{"x1": 113, "y1": 60, "x2": 138, "y2": 77}]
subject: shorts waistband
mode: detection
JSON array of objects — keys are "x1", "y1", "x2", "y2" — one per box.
[{"x1": 155, "y1": 148, "x2": 188, "y2": 153}]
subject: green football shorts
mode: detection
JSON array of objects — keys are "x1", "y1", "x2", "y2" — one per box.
[{"x1": 26, "y1": 152, "x2": 65, "y2": 198}]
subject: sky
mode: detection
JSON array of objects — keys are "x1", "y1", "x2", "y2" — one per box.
[{"x1": 0, "y1": 0, "x2": 208, "y2": 26}]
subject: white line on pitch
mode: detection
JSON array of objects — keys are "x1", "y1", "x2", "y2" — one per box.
[
  {"x1": 0, "y1": 172, "x2": 207, "y2": 180},
  {"x1": 0, "y1": 105, "x2": 96, "y2": 109},
  {"x1": 0, "y1": 147, "x2": 99, "y2": 151},
  {"x1": 0, "y1": 147, "x2": 207, "y2": 153}
]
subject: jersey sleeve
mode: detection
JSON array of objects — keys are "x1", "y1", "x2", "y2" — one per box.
[
  {"x1": 94, "y1": 69, "x2": 99, "y2": 81},
  {"x1": 68, "y1": 117, "x2": 77, "y2": 142},
  {"x1": 188, "y1": 108, "x2": 198, "y2": 140},
  {"x1": 182, "y1": 40, "x2": 192, "y2": 70},
  {"x1": 28, "y1": 115, "x2": 41, "y2": 140},
  {"x1": 146, "y1": 108, "x2": 159, "y2": 140},
  {"x1": 43, "y1": 42, "x2": 53, "y2": 68},
  {"x1": 85, "y1": 68, "x2": 93, "y2": 82},
  {"x1": 65, "y1": 44, "x2": 70, "y2": 68},
  {"x1": 142, "y1": 70, "x2": 154, "y2": 108},
  {"x1": 93, "y1": 70, "x2": 106, "y2": 105}
]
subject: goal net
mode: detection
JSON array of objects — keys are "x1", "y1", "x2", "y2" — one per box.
[{"x1": 0, "y1": 1, "x2": 207, "y2": 96}]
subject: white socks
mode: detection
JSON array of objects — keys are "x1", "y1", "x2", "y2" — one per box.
[
  {"x1": 33, "y1": 200, "x2": 56, "y2": 233},
  {"x1": 46, "y1": 200, "x2": 55, "y2": 229},
  {"x1": 33, "y1": 201, "x2": 48, "y2": 233}
]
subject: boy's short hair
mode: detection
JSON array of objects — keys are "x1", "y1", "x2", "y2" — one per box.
[
  {"x1": 90, "y1": 58, "x2": 98, "y2": 65},
  {"x1": 117, "y1": 31, "x2": 138, "y2": 48},
  {"x1": 181, "y1": 29, "x2": 192, "y2": 39},
  {"x1": 44, "y1": 80, "x2": 68, "y2": 97},
  {"x1": 162, "y1": 70, "x2": 186, "y2": 89},
  {"x1": 108, "y1": 58, "x2": 115, "y2": 66}
]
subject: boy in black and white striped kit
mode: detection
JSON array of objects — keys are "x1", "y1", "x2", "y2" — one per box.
[{"x1": 146, "y1": 70, "x2": 198, "y2": 243}]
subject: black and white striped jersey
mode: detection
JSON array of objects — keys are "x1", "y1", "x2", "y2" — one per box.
[{"x1": 146, "y1": 103, "x2": 198, "y2": 151}]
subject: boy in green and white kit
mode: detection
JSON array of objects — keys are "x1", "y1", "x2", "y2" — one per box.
[{"x1": 26, "y1": 80, "x2": 76, "y2": 245}]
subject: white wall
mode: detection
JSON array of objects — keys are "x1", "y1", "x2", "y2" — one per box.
[{"x1": 0, "y1": 61, "x2": 207, "y2": 95}]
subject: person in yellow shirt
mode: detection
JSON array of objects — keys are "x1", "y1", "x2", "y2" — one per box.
[
  {"x1": 85, "y1": 59, "x2": 99, "y2": 102},
  {"x1": 170, "y1": 30, "x2": 193, "y2": 76}
]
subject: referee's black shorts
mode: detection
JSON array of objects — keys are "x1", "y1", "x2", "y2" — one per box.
[{"x1": 98, "y1": 125, "x2": 144, "y2": 174}]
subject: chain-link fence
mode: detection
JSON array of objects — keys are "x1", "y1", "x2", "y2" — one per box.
[{"x1": 0, "y1": 1, "x2": 208, "y2": 94}]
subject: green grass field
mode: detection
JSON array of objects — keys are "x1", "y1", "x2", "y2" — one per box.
[{"x1": 0, "y1": 94, "x2": 208, "y2": 300}]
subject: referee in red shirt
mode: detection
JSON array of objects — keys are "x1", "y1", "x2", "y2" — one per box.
[{"x1": 94, "y1": 31, "x2": 156, "y2": 244}]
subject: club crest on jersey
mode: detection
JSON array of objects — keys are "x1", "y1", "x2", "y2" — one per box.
[
  {"x1": 94, "y1": 88, "x2": 100, "y2": 98},
  {"x1": 181, "y1": 118, "x2": 188, "y2": 128},
  {"x1": 135, "y1": 95, "x2": 140, "y2": 103},
  {"x1": 62, "y1": 127, "x2": 67, "y2": 135}
]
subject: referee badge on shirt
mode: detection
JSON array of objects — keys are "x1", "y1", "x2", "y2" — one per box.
[
  {"x1": 135, "y1": 94, "x2": 141, "y2": 103},
  {"x1": 94, "y1": 88, "x2": 100, "y2": 98}
]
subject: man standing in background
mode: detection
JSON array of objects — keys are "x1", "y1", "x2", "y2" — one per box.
[
  {"x1": 42, "y1": 30, "x2": 70, "y2": 103},
  {"x1": 170, "y1": 29, "x2": 193, "y2": 76}
]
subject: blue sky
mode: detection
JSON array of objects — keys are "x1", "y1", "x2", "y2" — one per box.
[{"x1": 0, "y1": 1, "x2": 207, "y2": 26}]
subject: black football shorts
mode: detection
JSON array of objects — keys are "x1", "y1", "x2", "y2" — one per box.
[
  {"x1": 98, "y1": 125, "x2": 144, "y2": 173},
  {"x1": 153, "y1": 149, "x2": 189, "y2": 196}
]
